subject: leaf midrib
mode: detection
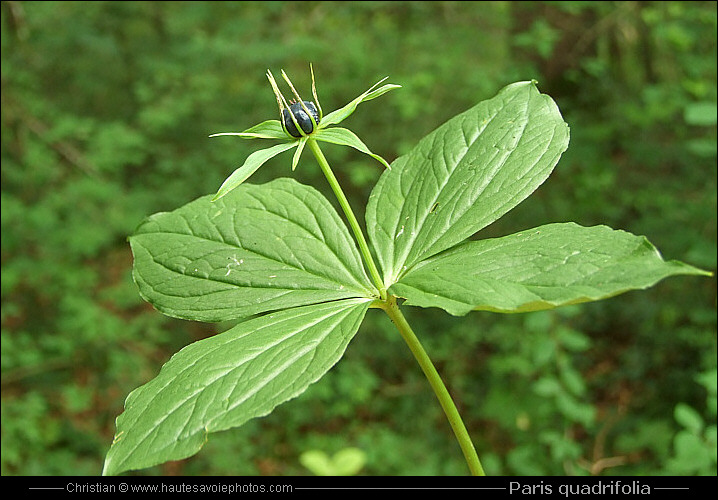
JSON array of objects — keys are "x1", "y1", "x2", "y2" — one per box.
[
  {"x1": 135, "y1": 229, "x2": 374, "y2": 297},
  {"x1": 391, "y1": 91, "x2": 529, "y2": 283},
  {"x1": 113, "y1": 300, "x2": 366, "y2": 470}
]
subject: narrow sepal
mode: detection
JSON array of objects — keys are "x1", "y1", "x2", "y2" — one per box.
[
  {"x1": 212, "y1": 142, "x2": 297, "y2": 201},
  {"x1": 314, "y1": 127, "x2": 391, "y2": 169}
]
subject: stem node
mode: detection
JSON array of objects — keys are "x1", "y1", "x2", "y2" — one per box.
[{"x1": 308, "y1": 138, "x2": 484, "y2": 476}]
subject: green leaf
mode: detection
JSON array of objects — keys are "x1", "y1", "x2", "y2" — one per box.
[
  {"x1": 366, "y1": 81, "x2": 570, "y2": 286},
  {"x1": 130, "y1": 178, "x2": 376, "y2": 322},
  {"x1": 390, "y1": 223, "x2": 711, "y2": 316},
  {"x1": 213, "y1": 142, "x2": 297, "y2": 201},
  {"x1": 209, "y1": 120, "x2": 288, "y2": 140},
  {"x1": 320, "y1": 78, "x2": 401, "y2": 128},
  {"x1": 300, "y1": 447, "x2": 367, "y2": 476},
  {"x1": 669, "y1": 431, "x2": 713, "y2": 473},
  {"x1": 102, "y1": 298, "x2": 371, "y2": 476},
  {"x1": 683, "y1": 102, "x2": 717, "y2": 127},
  {"x1": 314, "y1": 127, "x2": 390, "y2": 169},
  {"x1": 674, "y1": 403, "x2": 704, "y2": 434}
]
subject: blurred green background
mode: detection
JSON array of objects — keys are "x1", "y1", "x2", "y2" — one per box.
[{"x1": 1, "y1": 1, "x2": 716, "y2": 476}]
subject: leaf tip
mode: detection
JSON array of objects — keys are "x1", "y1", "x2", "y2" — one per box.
[{"x1": 675, "y1": 262, "x2": 714, "y2": 277}]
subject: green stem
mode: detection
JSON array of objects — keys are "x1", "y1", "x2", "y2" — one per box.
[
  {"x1": 307, "y1": 137, "x2": 483, "y2": 476},
  {"x1": 382, "y1": 296, "x2": 486, "y2": 476},
  {"x1": 307, "y1": 138, "x2": 387, "y2": 300}
]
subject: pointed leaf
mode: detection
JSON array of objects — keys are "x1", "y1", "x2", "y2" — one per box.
[
  {"x1": 391, "y1": 223, "x2": 711, "y2": 316},
  {"x1": 320, "y1": 79, "x2": 401, "y2": 128},
  {"x1": 213, "y1": 142, "x2": 297, "y2": 200},
  {"x1": 103, "y1": 298, "x2": 371, "y2": 476},
  {"x1": 366, "y1": 81, "x2": 570, "y2": 286},
  {"x1": 209, "y1": 120, "x2": 288, "y2": 140},
  {"x1": 130, "y1": 178, "x2": 376, "y2": 322},
  {"x1": 314, "y1": 127, "x2": 390, "y2": 169},
  {"x1": 362, "y1": 83, "x2": 402, "y2": 102}
]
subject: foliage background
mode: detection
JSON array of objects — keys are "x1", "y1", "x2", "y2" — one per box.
[{"x1": 1, "y1": 1, "x2": 715, "y2": 476}]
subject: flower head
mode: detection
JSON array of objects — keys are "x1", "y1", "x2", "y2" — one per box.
[
  {"x1": 267, "y1": 66, "x2": 322, "y2": 138},
  {"x1": 210, "y1": 65, "x2": 400, "y2": 201}
]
